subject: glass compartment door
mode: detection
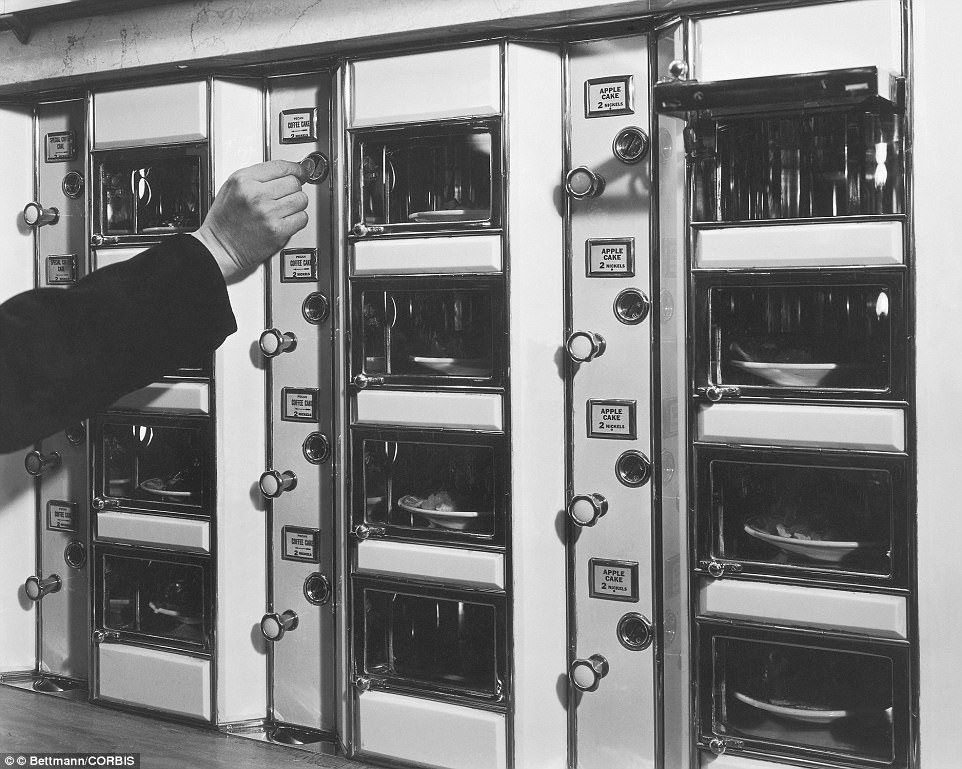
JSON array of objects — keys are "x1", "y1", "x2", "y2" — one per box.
[
  {"x1": 694, "y1": 447, "x2": 907, "y2": 585},
  {"x1": 694, "y1": 272, "x2": 904, "y2": 398},
  {"x1": 697, "y1": 621, "x2": 910, "y2": 769},
  {"x1": 353, "y1": 279, "x2": 503, "y2": 386}
]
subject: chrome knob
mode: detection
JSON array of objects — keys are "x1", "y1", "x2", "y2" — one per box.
[
  {"x1": 300, "y1": 152, "x2": 330, "y2": 184},
  {"x1": 92, "y1": 629, "x2": 120, "y2": 644},
  {"x1": 569, "y1": 654, "x2": 609, "y2": 692},
  {"x1": 352, "y1": 373, "x2": 385, "y2": 389},
  {"x1": 352, "y1": 223, "x2": 384, "y2": 237},
  {"x1": 25, "y1": 574, "x2": 61, "y2": 601},
  {"x1": 92, "y1": 496, "x2": 120, "y2": 511},
  {"x1": 705, "y1": 385, "x2": 740, "y2": 402},
  {"x1": 354, "y1": 676, "x2": 372, "y2": 692},
  {"x1": 23, "y1": 202, "x2": 59, "y2": 228},
  {"x1": 352, "y1": 523, "x2": 386, "y2": 541},
  {"x1": 24, "y1": 450, "x2": 60, "y2": 477},
  {"x1": 565, "y1": 166, "x2": 606, "y2": 199},
  {"x1": 668, "y1": 59, "x2": 689, "y2": 80},
  {"x1": 260, "y1": 610, "x2": 298, "y2": 641},
  {"x1": 258, "y1": 470, "x2": 296, "y2": 498},
  {"x1": 90, "y1": 234, "x2": 119, "y2": 247},
  {"x1": 567, "y1": 493, "x2": 608, "y2": 527},
  {"x1": 258, "y1": 328, "x2": 297, "y2": 358},
  {"x1": 565, "y1": 331, "x2": 606, "y2": 363}
]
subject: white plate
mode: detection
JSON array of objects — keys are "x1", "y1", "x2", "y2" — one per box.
[
  {"x1": 411, "y1": 357, "x2": 490, "y2": 377},
  {"x1": 744, "y1": 522, "x2": 873, "y2": 564},
  {"x1": 398, "y1": 494, "x2": 486, "y2": 531},
  {"x1": 731, "y1": 360, "x2": 838, "y2": 387},
  {"x1": 734, "y1": 691, "x2": 851, "y2": 724},
  {"x1": 408, "y1": 209, "x2": 489, "y2": 223},
  {"x1": 140, "y1": 478, "x2": 194, "y2": 499}
]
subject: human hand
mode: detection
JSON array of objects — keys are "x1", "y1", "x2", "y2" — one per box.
[{"x1": 192, "y1": 159, "x2": 309, "y2": 281}]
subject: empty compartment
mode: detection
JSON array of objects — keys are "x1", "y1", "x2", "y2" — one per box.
[
  {"x1": 695, "y1": 447, "x2": 907, "y2": 585},
  {"x1": 695, "y1": 271, "x2": 904, "y2": 398},
  {"x1": 351, "y1": 120, "x2": 500, "y2": 233},
  {"x1": 355, "y1": 579, "x2": 506, "y2": 702},
  {"x1": 353, "y1": 278, "x2": 503, "y2": 386},
  {"x1": 698, "y1": 621, "x2": 910, "y2": 768}
]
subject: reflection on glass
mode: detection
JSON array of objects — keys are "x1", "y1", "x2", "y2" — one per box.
[
  {"x1": 364, "y1": 590, "x2": 501, "y2": 697},
  {"x1": 103, "y1": 553, "x2": 206, "y2": 645},
  {"x1": 101, "y1": 422, "x2": 205, "y2": 505},
  {"x1": 690, "y1": 110, "x2": 902, "y2": 221},
  {"x1": 713, "y1": 638, "x2": 894, "y2": 762},
  {"x1": 357, "y1": 126, "x2": 494, "y2": 227},
  {"x1": 710, "y1": 460, "x2": 893, "y2": 574},
  {"x1": 362, "y1": 439, "x2": 496, "y2": 535},
  {"x1": 709, "y1": 284, "x2": 892, "y2": 390},
  {"x1": 361, "y1": 288, "x2": 494, "y2": 379}
]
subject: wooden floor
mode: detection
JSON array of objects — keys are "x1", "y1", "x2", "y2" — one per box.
[{"x1": 0, "y1": 684, "x2": 381, "y2": 769}]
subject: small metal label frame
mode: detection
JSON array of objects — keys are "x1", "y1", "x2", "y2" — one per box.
[
  {"x1": 279, "y1": 108, "x2": 318, "y2": 144},
  {"x1": 280, "y1": 248, "x2": 318, "y2": 282},
  {"x1": 282, "y1": 526, "x2": 320, "y2": 563},
  {"x1": 46, "y1": 254, "x2": 78, "y2": 285},
  {"x1": 589, "y1": 558, "x2": 639, "y2": 602},
  {"x1": 586, "y1": 238, "x2": 635, "y2": 277},
  {"x1": 45, "y1": 131, "x2": 76, "y2": 162},
  {"x1": 585, "y1": 75, "x2": 635, "y2": 118},
  {"x1": 587, "y1": 399, "x2": 637, "y2": 440},
  {"x1": 47, "y1": 500, "x2": 78, "y2": 533},
  {"x1": 281, "y1": 388, "x2": 319, "y2": 422}
]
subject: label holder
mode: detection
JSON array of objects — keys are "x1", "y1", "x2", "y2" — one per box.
[
  {"x1": 280, "y1": 248, "x2": 319, "y2": 283},
  {"x1": 47, "y1": 500, "x2": 79, "y2": 533},
  {"x1": 586, "y1": 238, "x2": 635, "y2": 277},
  {"x1": 587, "y1": 399, "x2": 637, "y2": 440},
  {"x1": 45, "y1": 131, "x2": 77, "y2": 162},
  {"x1": 281, "y1": 388, "x2": 319, "y2": 423},
  {"x1": 279, "y1": 108, "x2": 318, "y2": 144},
  {"x1": 589, "y1": 558, "x2": 640, "y2": 602},
  {"x1": 584, "y1": 75, "x2": 635, "y2": 118},
  {"x1": 281, "y1": 526, "x2": 321, "y2": 563}
]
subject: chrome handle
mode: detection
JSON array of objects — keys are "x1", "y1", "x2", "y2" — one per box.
[
  {"x1": 352, "y1": 222, "x2": 385, "y2": 237},
  {"x1": 567, "y1": 493, "x2": 608, "y2": 527},
  {"x1": 352, "y1": 523, "x2": 386, "y2": 541},
  {"x1": 708, "y1": 737, "x2": 744, "y2": 756},
  {"x1": 92, "y1": 629, "x2": 120, "y2": 644},
  {"x1": 258, "y1": 470, "x2": 297, "y2": 499},
  {"x1": 354, "y1": 676, "x2": 372, "y2": 692},
  {"x1": 705, "y1": 385, "x2": 741, "y2": 402},
  {"x1": 92, "y1": 496, "x2": 120, "y2": 511},
  {"x1": 565, "y1": 166, "x2": 606, "y2": 199},
  {"x1": 90, "y1": 234, "x2": 120, "y2": 247},
  {"x1": 23, "y1": 202, "x2": 59, "y2": 228},
  {"x1": 352, "y1": 373, "x2": 385, "y2": 389},
  {"x1": 667, "y1": 59, "x2": 690, "y2": 80},
  {"x1": 24, "y1": 450, "x2": 60, "y2": 477},
  {"x1": 260, "y1": 610, "x2": 298, "y2": 641},
  {"x1": 704, "y1": 560, "x2": 744, "y2": 579},
  {"x1": 300, "y1": 151, "x2": 330, "y2": 184},
  {"x1": 25, "y1": 574, "x2": 61, "y2": 601},
  {"x1": 258, "y1": 328, "x2": 297, "y2": 358},
  {"x1": 569, "y1": 654, "x2": 609, "y2": 692},
  {"x1": 565, "y1": 331, "x2": 606, "y2": 363}
]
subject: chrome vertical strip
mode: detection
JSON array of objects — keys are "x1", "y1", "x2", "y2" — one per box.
[
  {"x1": 85, "y1": 88, "x2": 97, "y2": 703},
  {"x1": 31, "y1": 101, "x2": 43, "y2": 678},
  {"x1": 263, "y1": 74, "x2": 276, "y2": 728}
]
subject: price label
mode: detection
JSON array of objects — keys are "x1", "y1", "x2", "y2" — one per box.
[
  {"x1": 585, "y1": 76, "x2": 634, "y2": 118},
  {"x1": 279, "y1": 108, "x2": 317, "y2": 143},
  {"x1": 586, "y1": 238, "x2": 634, "y2": 277},
  {"x1": 281, "y1": 388, "x2": 319, "y2": 422},
  {"x1": 46, "y1": 254, "x2": 78, "y2": 285},
  {"x1": 589, "y1": 558, "x2": 639, "y2": 602},
  {"x1": 47, "y1": 500, "x2": 78, "y2": 532},
  {"x1": 587, "y1": 399, "x2": 636, "y2": 440},
  {"x1": 45, "y1": 131, "x2": 76, "y2": 162},
  {"x1": 282, "y1": 526, "x2": 320, "y2": 563},
  {"x1": 280, "y1": 248, "x2": 318, "y2": 282}
]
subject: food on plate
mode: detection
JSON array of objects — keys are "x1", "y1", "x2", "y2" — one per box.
[{"x1": 421, "y1": 490, "x2": 456, "y2": 513}]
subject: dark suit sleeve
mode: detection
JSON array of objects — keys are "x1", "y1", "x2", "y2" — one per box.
[{"x1": 0, "y1": 234, "x2": 237, "y2": 453}]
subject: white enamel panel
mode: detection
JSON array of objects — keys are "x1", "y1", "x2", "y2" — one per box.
[
  {"x1": 355, "y1": 540, "x2": 504, "y2": 591},
  {"x1": 693, "y1": 0, "x2": 902, "y2": 81},
  {"x1": 694, "y1": 220, "x2": 904, "y2": 269},
  {"x1": 110, "y1": 382, "x2": 209, "y2": 414},
  {"x1": 350, "y1": 44, "x2": 501, "y2": 126},
  {"x1": 358, "y1": 690, "x2": 507, "y2": 769},
  {"x1": 700, "y1": 580, "x2": 908, "y2": 640},
  {"x1": 98, "y1": 644, "x2": 211, "y2": 720},
  {"x1": 697, "y1": 403, "x2": 905, "y2": 452},
  {"x1": 92, "y1": 247, "x2": 149, "y2": 270},
  {"x1": 93, "y1": 82, "x2": 208, "y2": 148},
  {"x1": 355, "y1": 390, "x2": 503, "y2": 431},
  {"x1": 352, "y1": 235, "x2": 503, "y2": 275},
  {"x1": 702, "y1": 755, "x2": 790, "y2": 769},
  {"x1": 96, "y1": 511, "x2": 210, "y2": 553}
]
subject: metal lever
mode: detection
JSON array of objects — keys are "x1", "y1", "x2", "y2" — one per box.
[
  {"x1": 565, "y1": 166, "x2": 606, "y2": 199},
  {"x1": 567, "y1": 493, "x2": 608, "y2": 527},
  {"x1": 22, "y1": 202, "x2": 59, "y2": 228},
  {"x1": 24, "y1": 574, "x2": 61, "y2": 601},
  {"x1": 258, "y1": 470, "x2": 297, "y2": 498},
  {"x1": 565, "y1": 331, "x2": 606, "y2": 363},
  {"x1": 260, "y1": 610, "x2": 298, "y2": 641},
  {"x1": 258, "y1": 328, "x2": 297, "y2": 358},
  {"x1": 24, "y1": 450, "x2": 60, "y2": 477},
  {"x1": 569, "y1": 654, "x2": 609, "y2": 692}
]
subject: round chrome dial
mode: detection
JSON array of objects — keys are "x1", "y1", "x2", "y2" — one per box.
[
  {"x1": 300, "y1": 152, "x2": 330, "y2": 184},
  {"x1": 302, "y1": 432, "x2": 331, "y2": 465},
  {"x1": 617, "y1": 613, "x2": 654, "y2": 651},
  {"x1": 612, "y1": 127, "x2": 650, "y2": 164},
  {"x1": 302, "y1": 292, "x2": 330, "y2": 325},
  {"x1": 303, "y1": 573, "x2": 332, "y2": 606},
  {"x1": 63, "y1": 541, "x2": 87, "y2": 570},
  {"x1": 613, "y1": 288, "x2": 651, "y2": 325},
  {"x1": 615, "y1": 450, "x2": 652, "y2": 488}
]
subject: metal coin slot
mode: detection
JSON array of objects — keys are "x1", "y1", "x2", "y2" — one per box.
[
  {"x1": 299, "y1": 152, "x2": 330, "y2": 184},
  {"x1": 62, "y1": 171, "x2": 84, "y2": 199},
  {"x1": 612, "y1": 127, "x2": 650, "y2": 164},
  {"x1": 617, "y1": 613, "x2": 654, "y2": 651},
  {"x1": 615, "y1": 450, "x2": 652, "y2": 488},
  {"x1": 64, "y1": 423, "x2": 86, "y2": 446},
  {"x1": 63, "y1": 540, "x2": 86, "y2": 570},
  {"x1": 302, "y1": 292, "x2": 330, "y2": 325},
  {"x1": 613, "y1": 288, "x2": 651, "y2": 325},
  {"x1": 303, "y1": 573, "x2": 331, "y2": 606},
  {"x1": 302, "y1": 432, "x2": 331, "y2": 465}
]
